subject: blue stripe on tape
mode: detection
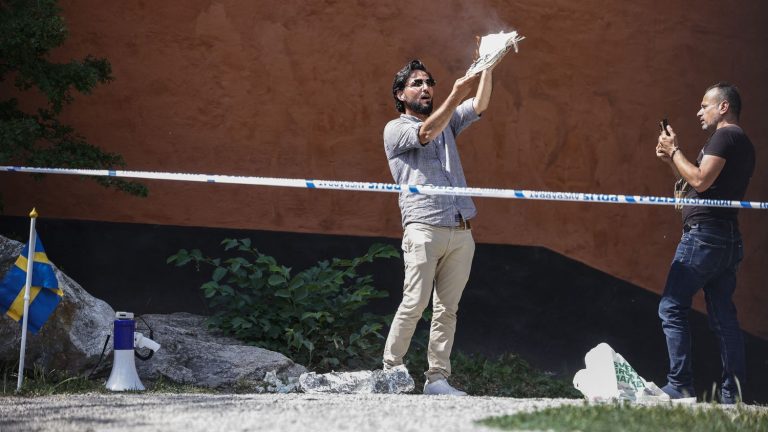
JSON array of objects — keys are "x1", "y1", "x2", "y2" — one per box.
[
  {"x1": 306, "y1": 180, "x2": 316, "y2": 189},
  {"x1": 741, "y1": 201, "x2": 752, "y2": 208},
  {"x1": 108, "y1": 170, "x2": 116, "y2": 176},
  {"x1": 409, "y1": 186, "x2": 419, "y2": 193},
  {"x1": 514, "y1": 191, "x2": 524, "y2": 198},
  {"x1": 626, "y1": 197, "x2": 636, "y2": 203},
  {"x1": 207, "y1": 178, "x2": 215, "y2": 183}
]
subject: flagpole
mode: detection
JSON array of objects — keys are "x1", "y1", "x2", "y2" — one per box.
[{"x1": 16, "y1": 208, "x2": 38, "y2": 392}]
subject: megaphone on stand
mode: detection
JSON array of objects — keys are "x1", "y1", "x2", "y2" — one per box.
[{"x1": 106, "y1": 311, "x2": 161, "y2": 391}]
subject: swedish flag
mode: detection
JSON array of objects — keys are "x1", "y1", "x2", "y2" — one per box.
[{"x1": 0, "y1": 232, "x2": 62, "y2": 334}]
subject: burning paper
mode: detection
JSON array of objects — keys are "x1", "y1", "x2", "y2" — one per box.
[
  {"x1": 299, "y1": 365, "x2": 415, "y2": 394},
  {"x1": 466, "y1": 30, "x2": 525, "y2": 76}
]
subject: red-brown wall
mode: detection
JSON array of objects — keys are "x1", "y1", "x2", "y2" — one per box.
[{"x1": 3, "y1": 0, "x2": 766, "y2": 337}]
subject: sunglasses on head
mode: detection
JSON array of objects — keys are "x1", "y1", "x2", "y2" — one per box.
[{"x1": 407, "y1": 78, "x2": 436, "y2": 88}]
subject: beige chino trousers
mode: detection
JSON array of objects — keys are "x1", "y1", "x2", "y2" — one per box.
[{"x1": 383, "y1": 222, "x2": 475, "y2": 381}]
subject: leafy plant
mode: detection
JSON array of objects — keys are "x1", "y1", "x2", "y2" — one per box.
[
  {"x1": 404, "y1": 339, "x2": 581, "y2": 398},
  {"x1": 168, "y1": 239, "x2": 399, "y2": 371},
  {"x1": 450, "y1": 352, "x2": 582, "y2": 398}
]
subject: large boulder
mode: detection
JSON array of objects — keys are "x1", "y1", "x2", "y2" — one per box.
[
  {"x1": 0, "y1": 235, "x2": 115, "y2": 373},
  {"x1": 134, "y1": 312, "x2": 306, "y2": 389},
  {"x1": 0, "y1": 234, "x2": 306, "y2": 389}
]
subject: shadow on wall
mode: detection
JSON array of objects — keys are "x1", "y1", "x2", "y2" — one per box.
[{"x1": 0, "y1": 216, "x2": 765, "y2": 403}]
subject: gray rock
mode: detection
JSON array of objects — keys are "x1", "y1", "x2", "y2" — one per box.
[
  {"x1": 0, "y1": 234, "x2": 306, "y2": 390},
  {"x1": 0, "y1": 235, "x2": 115, "y2": 373},
  {"x1": 134, "y1": 312, "x2": 306, "y2": 389}
]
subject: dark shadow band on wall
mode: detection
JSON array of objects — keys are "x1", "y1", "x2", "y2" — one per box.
[{"x1": 0, "y1": 216, "x2": 765, "y2": 403}]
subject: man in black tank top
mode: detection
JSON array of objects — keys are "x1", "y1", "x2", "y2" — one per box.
[{"x1": 655, "y1": 82, "x2": 755, "y2": 404}]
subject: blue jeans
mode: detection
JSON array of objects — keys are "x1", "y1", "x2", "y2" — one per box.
[{"x1": 658, "y1": 221, "x2": 745, "y2": 399}]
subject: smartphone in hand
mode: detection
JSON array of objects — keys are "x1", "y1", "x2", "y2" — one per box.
[{"x1": 659, "y1": 118, "x2": 670, "y2": 136}]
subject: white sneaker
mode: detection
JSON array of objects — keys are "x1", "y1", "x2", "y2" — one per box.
[{"x1": 423, "y1": 379, "x2": 467, "y2": 396}]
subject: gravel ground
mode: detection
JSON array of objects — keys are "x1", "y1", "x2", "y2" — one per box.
[
  {"x1": 3, "y1": 393, "x2": 764, "y2": 432},
  {"x1": 0, "y1": 393, "x2": 586, "y2": 432}
]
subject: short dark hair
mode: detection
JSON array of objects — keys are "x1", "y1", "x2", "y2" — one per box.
[
  {"x1": 392, "y1": 59, "x2": 434, "y2": 113},
  {"x1": 706, "y1": 82, "x2": 741, "y2": 119}
]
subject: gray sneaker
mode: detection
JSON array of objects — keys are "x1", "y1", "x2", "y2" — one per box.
[{"x1": 423, "y1": 379, "x2": 467, "y2": 396}]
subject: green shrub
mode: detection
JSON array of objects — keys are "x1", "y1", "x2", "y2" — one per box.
[
  {"x1": 404, "y1": 335, "x2": 581, "y2": 398},
  {"x1": 168, "y1": 240, "x2": 399, "y2": 371},
  {"x1": 449, "y1": 352, "x2": 582, "y2": 398}
]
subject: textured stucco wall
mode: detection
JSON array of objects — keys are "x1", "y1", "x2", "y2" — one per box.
[{"x1": 2, "y1": 0, "x2": 766, "y2": 337}]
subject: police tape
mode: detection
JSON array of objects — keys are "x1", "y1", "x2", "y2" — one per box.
[{"x1": 1, "y1": 165, "x2": 766, "y2": 210}]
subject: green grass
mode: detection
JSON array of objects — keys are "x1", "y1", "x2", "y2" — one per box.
[
  {"x1": 450, "y1": 352, "x2": 581, "y2": 398},
  {"x1": 142, "y1": 376, "x2": 215, "y2": 394},
  {"x1": 1, "y1": 363, "x2": 212, "y2": 396},
  {"x1": 2, "y1": 364, "x2": 103, "y2": 396},
  {"x1": 404, "y1": 346, "x2": 581, "y2": 398},
  {"x1": 479, "y1": 403, "x2": 768, "y2": 432}
]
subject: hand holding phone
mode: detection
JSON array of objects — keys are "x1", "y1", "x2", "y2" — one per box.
[{"x1": 659, "y1": 118, "x2": 670, "y2": 136}]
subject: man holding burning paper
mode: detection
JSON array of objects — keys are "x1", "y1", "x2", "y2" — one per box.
[{"x1": 382, "y1": 32, "x2": 521, "y2": 396}]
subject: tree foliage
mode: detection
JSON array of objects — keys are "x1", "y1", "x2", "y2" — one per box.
[{"x1": 0, "y1": 0, "x2": 147, "y2": 206}]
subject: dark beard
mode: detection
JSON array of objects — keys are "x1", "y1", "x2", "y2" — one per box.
[{"x1": 406, "y1": 99, "x2": 433, "y2": 115}]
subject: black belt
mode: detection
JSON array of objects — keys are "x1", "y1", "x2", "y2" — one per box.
[{"x1": 683, "y1": 220, "x2": 737, "y2": 232}]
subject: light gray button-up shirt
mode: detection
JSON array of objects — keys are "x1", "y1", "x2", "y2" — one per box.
[{"x1": 383, "y1": 98, "x2": 481, "y2": 227}]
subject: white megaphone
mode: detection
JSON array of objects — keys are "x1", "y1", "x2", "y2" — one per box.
[{"x1": 106, "y1": 311, "x2": 161, "y2": 391}]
